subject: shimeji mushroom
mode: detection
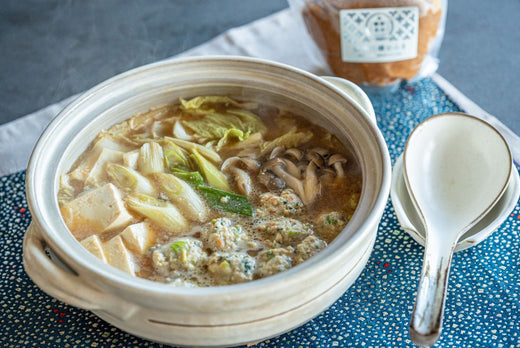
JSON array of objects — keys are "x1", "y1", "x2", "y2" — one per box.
[
  {"x1": 261, "y1": 158, "x2": 321, "y2": 206},
  {"x1": 280, "y1": 158, "x2": 302, "y2": 179},
  {"x1": 221, "y1": 156, "x2": 260, "y2": 173},
  {"x1": 221, "y1": 156, "x2": 261, "y2": 197},
  {"x1": 283, "y1": 148, "x2": 304, "y2": 162},
  {"x1": 257, "y1": 170, "x2": 286, "y2": 191},
  {"x1": 302, "y1": 162, "x2": 321, "y2": 205},
  {"x1": 310, "y1": 147, "x2": 330, "y2": 157},
  {"x1": 319, "y1": 167, "x2": 337, "y2": 182},
  {"x1": 328, "y1": 154, "x2": 348, "y2": 177},
  {"x1": 305, "y1": 150, "x2": 325, "y2": 168},
  {"x1": 259, "y1": 147, "x2": 348, "y2": 206},
  {"x1": 231, "y1": 168, "x2": 253, "y2": 197},
  {"x1": 269, "y1": 146, "x2": 286, "y2": 159}
]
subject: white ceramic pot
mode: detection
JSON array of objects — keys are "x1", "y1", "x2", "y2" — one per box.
[{"x1": 23, "y1": 56, "x2": 391, "y2": 347}]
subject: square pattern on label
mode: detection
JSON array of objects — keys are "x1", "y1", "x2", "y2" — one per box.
[{"x1": 340, "y1": 7, "x2": 419, "y2": 63}]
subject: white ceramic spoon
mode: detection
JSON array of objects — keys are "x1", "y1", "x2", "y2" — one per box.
[
  {"x1": 403, "y1": 113, "x2": 512, "y2": 346},
  {"x1": 391, "y1": 154, "x2": 520, "y2": 252}
]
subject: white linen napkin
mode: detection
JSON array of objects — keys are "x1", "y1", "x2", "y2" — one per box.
[{"x1": 1, "y1": 9, "x2": 519, "y2": 176}]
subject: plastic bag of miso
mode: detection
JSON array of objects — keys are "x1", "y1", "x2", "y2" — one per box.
[{"x1": 289, "y1": 0, "x2": 447, "y2": 89}]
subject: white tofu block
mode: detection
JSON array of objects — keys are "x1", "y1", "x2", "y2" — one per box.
[
  {"x1": 69, "y1": 148, "x2": 102, "y2": 183},
  {"x1": 85, "y1": 148, "x2": 124, "y2": 187},
  {"x1": 69, "y1": 144, "x2": 124, "y2": 186},
  {"x1": 120, "y1": 222, "x2": 157, "y2": 255},
  {"x1": 57, "y1": 174, "x2": 75, "y2": 203},
  {"x1": 80, "y1": 235, "x2": 107, "y2": 263},
  {"x1": 61, "y1": 183, "x2": 134, "y2": 239},
  {"x1": 123, "y1": 150, "x2": 140, "y2": 170},
  {"x1": 103, "y1": 235, "x2": 135, "y2": 275}
]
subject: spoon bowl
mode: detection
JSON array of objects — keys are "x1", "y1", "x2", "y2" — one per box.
[
  {"x1": 391, "y1": 154, "x2": 519, "y2": 252},
  {"x1": 403, "y1": 113, "x2": 512, "y2": 346}
]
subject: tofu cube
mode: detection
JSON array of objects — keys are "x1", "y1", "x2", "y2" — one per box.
[
  {"x1": 123, "y1": 150, "x2": 140, "y2": 169},
  {"x1": 69, "y1": 140, "x2": 124, "y2": 184},
  {"x1": 120, "y1": 222, "x2": 157, "y2": 255},
  {"x1": 61, "y1": 183, "x2": 134, "y2": 240},
  {"x1": 104, "y1": 235, "x2": 136, "y2": 276},
  {"x1": 80, "y1": 235, "x2": 107, "y2": 263},
  {"x1": 85, "y1": 148, "x2": 124, "y2": 187}
]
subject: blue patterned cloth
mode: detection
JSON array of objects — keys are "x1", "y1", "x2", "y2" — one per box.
[{"x1": 1, "y1": 78, "x2": 519, "y2": 347}]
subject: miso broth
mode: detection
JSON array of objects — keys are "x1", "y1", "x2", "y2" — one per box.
[{"x1": 58, "y1": 96, "x2": 362, "y2": 286}]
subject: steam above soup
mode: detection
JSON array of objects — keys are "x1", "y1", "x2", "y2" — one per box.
[{"x1": 58, "y1": 96, "x2": 362, "y2": 286}]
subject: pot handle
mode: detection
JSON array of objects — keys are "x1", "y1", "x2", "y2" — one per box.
[
  {"x1": 23, "y1": 223, "x2": 137, "y2": 319},
  {"x1": 321, "y1": 76, "x2": 376, "y2": 124}
]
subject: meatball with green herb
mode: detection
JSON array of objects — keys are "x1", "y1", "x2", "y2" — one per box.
[
  {"x1": 256, "y1": 189, "x2": 304, "y2": 217},
  {"x1": 314, "y1": 212, "x2": 348, "y2": 240},
  {"x1": 255, "y1": 247, "x2": 294, "y2": 278},
  {"x1": 152, "y1": 238, "x2": 207, "y2": 276},
  {"x1": 201, "y1": 217, "x2": 245, "y2": 252},
  {"x1": 256, "y1": 216, "x2": 313, "y2": 246},
  {"x1": 293, "y1": 235, "x2": 327, "y2": 265},
  {"x1": 207, "y1": 252, "x2": 256, "y2": 285}
]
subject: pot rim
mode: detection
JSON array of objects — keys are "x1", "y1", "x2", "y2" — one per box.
[{"x1": 26, "y1": 55, "x2": 391, "y2": 298}]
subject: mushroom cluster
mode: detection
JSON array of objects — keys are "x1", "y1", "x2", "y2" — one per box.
[
  {"x1": 221, "y1": 156, "x2": 261, "y2": 197},
  {"x1": 222, "y1": 146, "x2": 348, "y2": 206}
]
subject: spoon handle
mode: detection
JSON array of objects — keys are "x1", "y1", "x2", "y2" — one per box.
[{"x1": 409, "y1": 235, "x2": 457, "y2": 346}]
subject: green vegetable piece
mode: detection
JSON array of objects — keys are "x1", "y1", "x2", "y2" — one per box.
[
  {"x1": 261, "y1": 128, "x2": 313, "y2": 155},
  {"x1": 198, "y1": 185, "x2": 253, "y2": 216},
  {"x1": 179, "y1": 96, "x2": 266, "y2": 150},
  {"x1": 227, "y1": 109, "x2": 266, "y2": 134},
  {"x1": 106, "y1": 163, "x2": 155, "y2": 195},
  {"x1": 220, "y1": 260, "x2": 230, "y2": 269},
  {"x1": 287, "y1": 230, "x2": 302, "y2": 238},
  {"x1": 326, "y1": 214, "x2": 337, "y2": 225},
  {"x1": 155, "y1": 172, "x2": 208, "y2": 222},
  {"x1": 182, "y1": 112, "x2": 244, "y2": 139},
  {"x1": 165, "y1": 149, "x2": 187, "y2": 169},
  {"x1": 164, "y1": 137, "x2": 222, "y2": 164},
  {"x1": 216, "y1": 127, "x2": 248, "y2": 150},
  {"x1": 170, "y1": 240, "x2": 188, "y2": 253},
  {"x1": 126, "y1": 193, "x2": 188, "y2": 232},
  {"x1": 180, "y1": 96, "x2": 258, "y2": 110},
  {"x1": 163, "y1": 140, "x2": 189, "y2": 169},
  {"x1": 138, "y1": 142, "x2": 165, "y2": 175},
  {"x1": 191, "y1": 150, "x2": 231, "y2": 191},
  {"x1": 170, "y1": 168, "x2": 204, "y2": 186},
  {"x1": 241, "y1": 257, "x2": 253, "y2": 272}
]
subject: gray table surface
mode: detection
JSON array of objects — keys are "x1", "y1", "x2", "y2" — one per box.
[{"x1": 1, "y1": 0, "x2": 519, "y2": 134}]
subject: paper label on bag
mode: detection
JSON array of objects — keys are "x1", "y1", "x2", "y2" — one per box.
[{"x1": 340, "y1": 7, "x2": 419, "y2": 63}]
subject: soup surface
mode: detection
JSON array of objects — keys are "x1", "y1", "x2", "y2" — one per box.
[{"x1": 58, "y1": 96, "x2": 362, "y2": 286}]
